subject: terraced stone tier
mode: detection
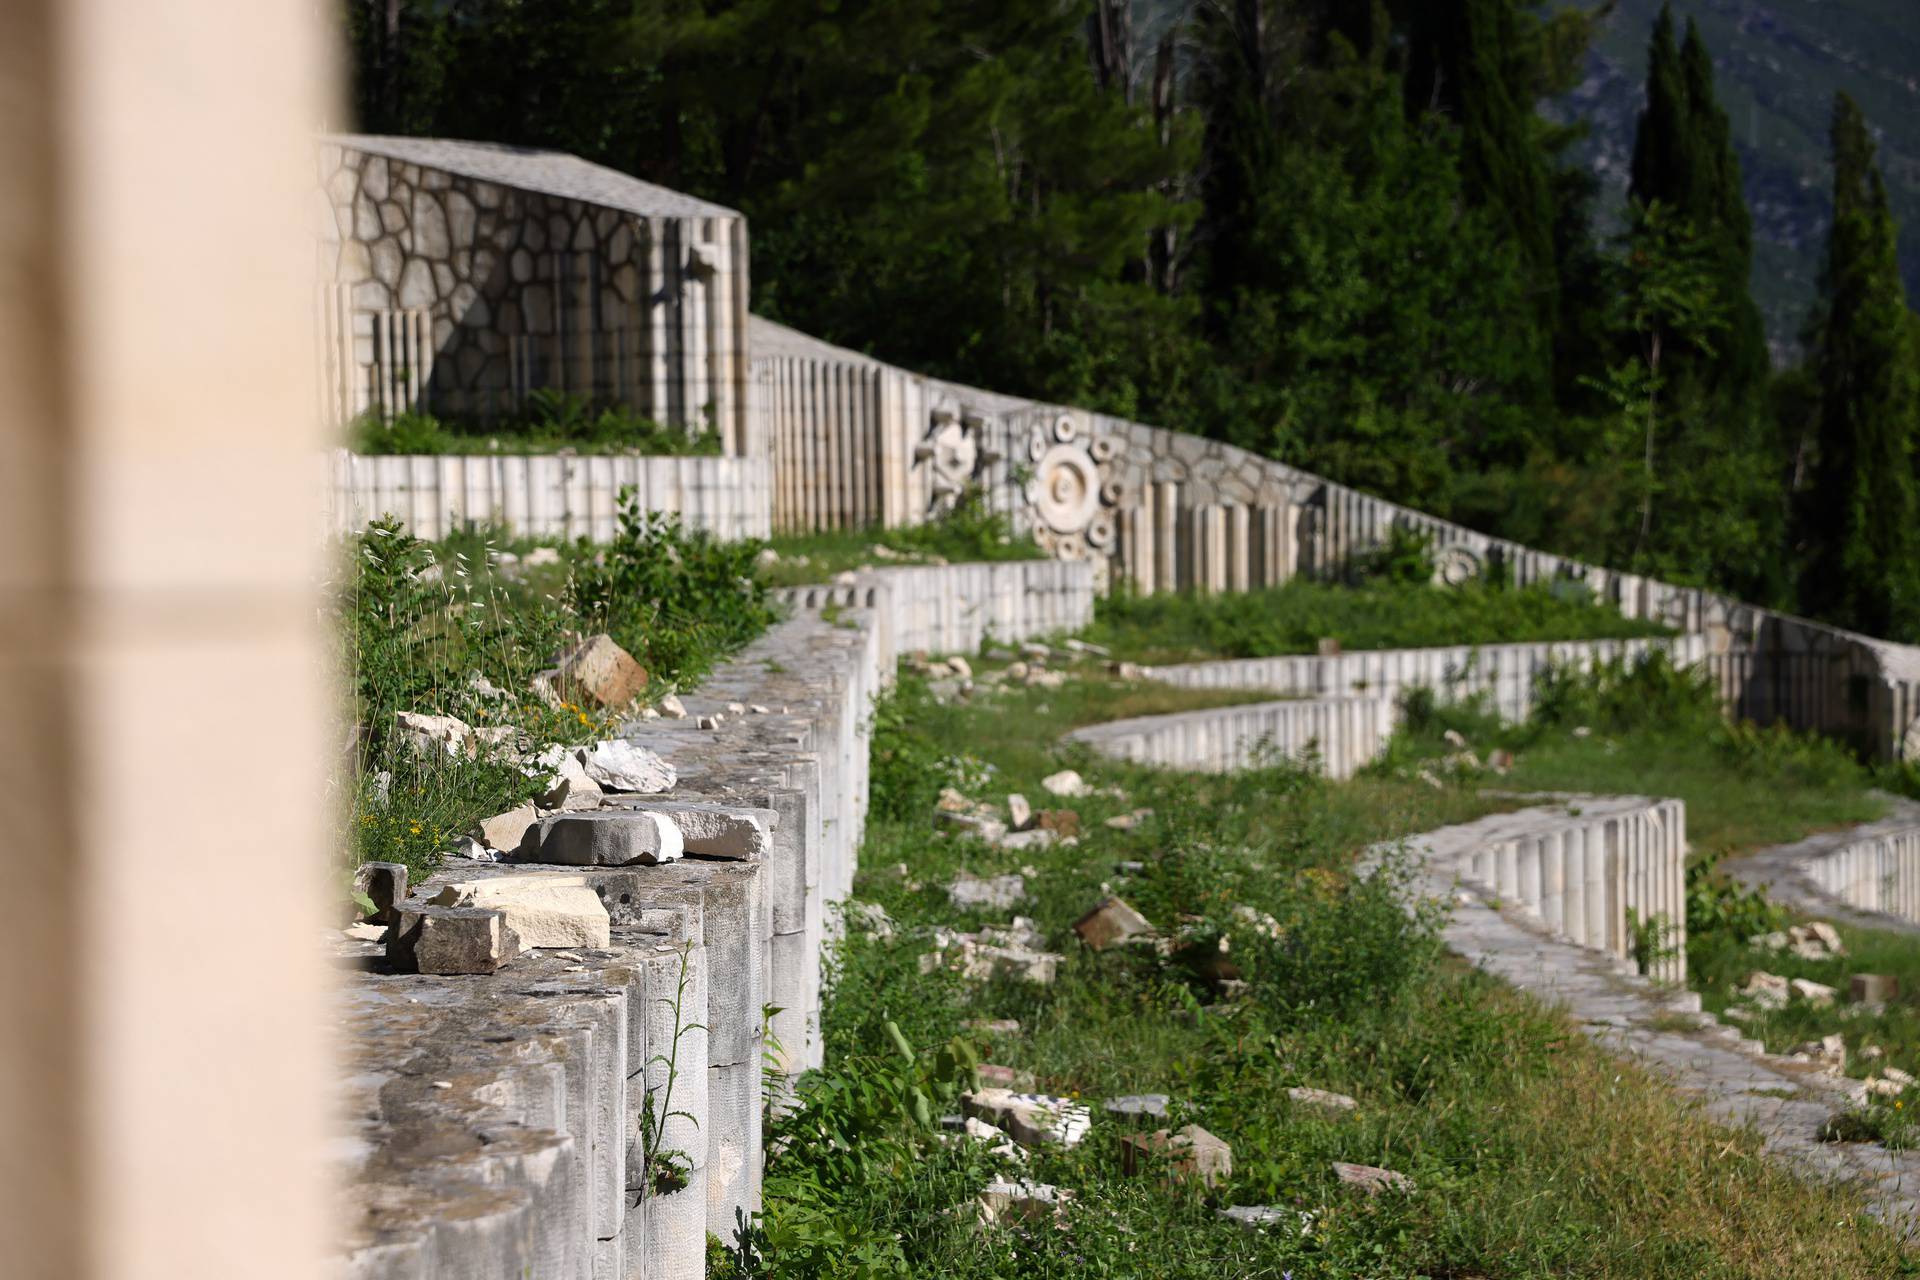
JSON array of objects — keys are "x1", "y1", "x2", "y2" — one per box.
[
  {"x1": 1143, "y1": 635, "x2": 1707, "y2": 724},
  {"x1": 334, "y1": 606, "x2": 889, "y2": 1280},
  {"x1": 1729, "y1": 796, "x2": 1920, "y2": 935},
  {"x1": 1063, "y1": 695, "x2": 1395, "y2": 781},
  {"x1": 774, "y1": 559, "x2": 1095, "y2": 657}
]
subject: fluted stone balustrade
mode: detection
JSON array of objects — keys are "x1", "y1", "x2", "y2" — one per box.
[
  {"x1": 1422, "y1": 797, "x2": 1690, "y2": 984},
  {"x1": 1801, "y1": 818, "x2": 1920, "y2": 925},
  {"x1": 773, "y1": 559, "x2": 1096, "y2": 657},
  {"x1": 327, "y1": 449, "x2": 772, "y2": 541},
  {"x1": 1064, "y1": 695, "x2": 1396, "y2": 782},
  {"x1": 1144, "y1": 635, "x2": 1708, "y2": 724},
  {"x1": 335, "y1": 601, "x2": 890, "y2": 1280}
]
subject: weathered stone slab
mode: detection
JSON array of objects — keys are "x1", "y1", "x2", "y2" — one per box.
[
  {"x1": 1118, "y1": 1124, "x2": 1231, "y2": 1188},
  {"x1": 556, "y1": 633, "x2": 648, "y2": 708},
  {"x1": 388, "y1": 905, "x2": 522, "y2": 974},
  {"x1": 580, "y1": 740, "x2": 676, "y2": 793},
  {"x1": 605, "y1": 798, "x2": 772, "y2": 860},
  {"x1": 1072, "y1": 896, "x2": 1153, "y2": 951},
  {"x1": 537, "y1": 810, "x2": 684, "y2": 866},
  {"x1": 431, "y1": 873, "x2": 612, "y2": 949}
]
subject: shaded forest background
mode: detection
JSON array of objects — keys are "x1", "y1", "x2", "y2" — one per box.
[{"x1": 342, "y1": 0, "x2": 1920, "y2": 642}]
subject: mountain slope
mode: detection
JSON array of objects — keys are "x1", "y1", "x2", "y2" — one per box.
[{"x1": 1564, "y1": 0, "x2": 1920, "y2": 351}]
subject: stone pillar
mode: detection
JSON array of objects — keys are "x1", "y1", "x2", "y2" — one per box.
[{"x1": 0, "y1": 3, "x2": 334, "y2": 1278}]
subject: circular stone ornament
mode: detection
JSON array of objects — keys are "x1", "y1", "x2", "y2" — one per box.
[
  {"x1": 1031, "y1": 443, "x2": 1102, "y2": 534},
  {"x1": 1431, "y1": 544, "x2": 1483, "y2": 587}
]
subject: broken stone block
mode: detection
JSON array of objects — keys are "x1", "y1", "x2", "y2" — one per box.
[
  {"x1": 1040, "y1": 769, "x2": 1089, "y2": 798},
  {"x1": 1103, "y1": 1094, "x2": 1170, "y2": 1121},
  {"x1": 996, "y1": 829, "x2": 1055, "y2": 852},
  {"x1": 1790, "y1": 977, "x2": 1838, "y2": 1005},
  {"x1": 969, "y1": 945, "x2": 1060, "y2": 985},
  {"x1": 1739, "y1": 970, "x2": 1789, "y2": 1009},
  {"x1": 1072, "y1": 896, "x2": 1155, "y2": 951},
  {"x1": 948, "y1": 655, "x2": 973, "y2": 679},
  {"x1": 387, "y1": 905, "x2": 521, "y2": 975},
  {"x1": 948, "y1": 873, "x2": 1027, "y2": 911},
  {"x1": 1853, "y1": 973, "x2": 1900, "y2": 1005},
  {"x1": 554, "y1": 633, "x2": 648, "y2": 708},
  {"x1": 579, "y1": 740, "x2": 675, "y2": 793},
  {"x1": 1888, "y1": 1066, "x2": 1916, "y2": 1087},
  {"x1": 471, "y1": 803, "x2": 540, "y2": 856},
  {"x1": 937, "y1": 786, "x2": 972, "y2": 813},
  {"x1": 976, "y1": 1179, "x2": 1071, "y2": 1228},
  {"x1": 1806, "y1": 921, "x2": 1845, "y2": 954},
  {"x1": 844, "y1": 900, "x2": 895, "y2": 939},
  {"x1": 976, "y1": 1064, "x2": 1037, "y2": 1091},
  {"x1": 1332, "y1": 1161, "x2": 1414, "y2": 1195},
  {"x1": 1218, "y1": 1205, "x2": 1293, "y2": 1230},
  {"x1": 342, "y1": 922, "x2": 386, "y2": 943},
  {"x1": 537, "y1": 810, "x2": 684, "y2": 866},
  {"x1": 1037, "y1": 809, "x2": 1080, "y2": 838},
  {"x1": 955, "y1": 1116, "x2": 1025, "y2": 1163},
  {"x1": 608, "y1": 799, "x2": 770, "y2": 859},
  {"x1": 1789, "y1": 1034, "x2": 1847, "y2": 1073},
  {"x1": 656, "y1": 693, "x2": 687, "y2": 718},
  {"x1": 1487, "y1": 748, "x2": 1514, "y2": 773},
  {"x1": 534, "y1": 744, "x2": 602, "y2": 809},
  {"x1": 394, "y1": 711, "x2": 474, "y2": 758},
  {"x1": 962, "y1": 1089, "x2": 1092, "y2": 1149},
  {"x1": 1118, "y1": 1125, "x2": 1232, "y2": 1189},
  {"x1": 1442, "y1": 729, "x2": 1468, "y2": 749},
  {"x1": 1287, "y1": 1086, "x2": 1357, "y2": 1114},
  {"x1": 431, "y1": 873, "x2": 612, "y2": 948},
  {"x1": 1007, "y1": 793, "x2": 1033, "y2": 831},
  {"x1": 352, "y1": 860, "x2": 408, "y2": 925}
]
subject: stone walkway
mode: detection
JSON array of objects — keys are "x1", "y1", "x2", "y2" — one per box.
[
  {"x1": 1724, "y1": 794, "x2": 1920, "y2": 938},
  {"x1": 1409, "y1": 805, "x2": 1920, "y2": 1231}
]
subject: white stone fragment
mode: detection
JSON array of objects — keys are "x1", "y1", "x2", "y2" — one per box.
[
  {"x1": 1040, "y1": 769, "x2": 1089, "y2": 798},
  {"x1": 579, "y1": 740, "x2": 675, "y2": 793},
  {"x1": 432, "y1": 873, "x2": 612, "y2": 948}
]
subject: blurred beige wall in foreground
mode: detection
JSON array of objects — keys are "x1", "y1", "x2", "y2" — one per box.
[{"x1": 0, "y1": 1, "x2": 336, "y2": 1277}]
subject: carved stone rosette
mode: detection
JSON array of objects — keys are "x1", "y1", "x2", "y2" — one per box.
[
  {"x1": 1431, "y1": 544, "x2": 1483, "y2": 587},
  {"x1": 1022, "y1": 413, "x2": 1122, "y2": 564}
]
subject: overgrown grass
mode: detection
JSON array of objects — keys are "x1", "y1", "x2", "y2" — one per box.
[
  {"x1": 335, "y1": 493, "x2": 772, "y2": 891},
  {"x1": 761, "y1": 490, "x2": 1043, "y2": 587},
  {"x1": 1080, "y1": 578, "x2": 1674, "y2": 665},
  {"x1": 349, "y1": 389, "x2": 723, "y2": 456},
  {"x1": 743, "y1": 663, "x2": 1911, "y2": 1277}
]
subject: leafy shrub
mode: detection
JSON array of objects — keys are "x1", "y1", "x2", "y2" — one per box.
[
  {"x1": 865, "y1": 675, "x2": 955, "y2": 826},
  {"x1": 567, "y1": 489, "x2": 774, "y2": 686},
  {"x1": 1352, "y1": 524, "x2": 1436, "y2": 586},
  {"x1": 1529, "y1": 648, "x2": 1723, "y2": 737}
]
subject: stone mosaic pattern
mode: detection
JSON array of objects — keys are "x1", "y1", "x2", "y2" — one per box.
[{"x1": 319, "y1": 136, "x2": 751, "y2": 451}]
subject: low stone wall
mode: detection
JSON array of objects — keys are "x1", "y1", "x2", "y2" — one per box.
[
  {"x1": 774, "y1": 559, "x2": 1096, "y2": 656},
  {"x1": 1143, "y1": 635, "x2": 1708, "y2": 723},
  {"x1": 327, "y1": 448, "x2": 772, "y2": 541},
  {"x1": 1063, "y1": 695, "x2": 1395, "y2": 782},
  {"x1": 334, "y1": 606, "x2": 888, "y2": 1280},
  {"x1": 1800, "y1": 814, "x2": 1920, "y2": 926},
  {"x1": 1407, "y1": 797, "x2": 1689, "y2": 983}
]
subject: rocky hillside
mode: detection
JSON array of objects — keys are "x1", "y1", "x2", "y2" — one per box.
[{"x1": 1563, "y1": 0, "x2": 1920, "y2": 352}]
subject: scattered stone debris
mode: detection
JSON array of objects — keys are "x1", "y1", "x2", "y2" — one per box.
[
  {"x1": 1788, "y1": 1033, "x2": 1847, "y2": 1074},
  {"x1": 1217, "y1": 1205, "x2": 1301, "y2": 1230},
  {"x1": 1756, "y1": 922, "x2": 1847, "y2": 961},
  {"x1": 1109, "y1": 660, "x2": 1147, "y2": 681},
  {"x1": 1064, "y1": 639, "x2": 1110, "y2": 657},
  {"x1": 609, "y1": 798, "x2": 770, "y2": 858},
  {"x1": 1287, "y1": 1086, "x2": 1357, "y2": 1114},
  {"x1": 1103, "y1": 1094, "x2": 1171, "y2": 1121},
  {"x1": 388, "y1": 904, "x2": 521, "y2": 975},
  {"x1": 1037, "y1": 809, "x2": 1081, "y2": 838},
  {"x1": 1790, "y1": 977, "x2": 1839, "y2": 1006},
  {"x1": 844, "y1": 900, "x2": 896, "y2": 940},
  {"x1": 963, "y1": 1088, "x2": 1093, "y2": 1149},
  {"x1": 1006, "y1": 793, "x2": 1034, "y2": 831},
  {"x1": 1041, "y1": 769, "x2": 1090, "y2": 798},
  {"x1": 1853, "y1": 974, "x2": 1900, "y2": 1005},
  {"x1": 1114, "y1": 860, "x2": 1147, "y2": 875},
  {"x1": 553, "y1": 633, "x2": 648, "y2": 708},
  {"x1": 394, "y1": 711, "x2": 478, "y2": 758},
  {"x1": 1118, "y1": 1125, "x2": 1232, "y2": 1188},
  {"x1": 1739, "y1": 971, "x2": 1790, "y2": 1009},
  {"x1": 537, "y1": 809, "x2": 684, "y2": 866},
  {"x1": 343, "y1": 921, "x2": 386, "y2": 943},
  {"x1": 431, "y1": 872, "x2": 612, "y2": 949},
  {"x1": 1072, "y1": 896, "x2": 1156, "y2": 951},
  {"x1": 447, "y1": 835, "x2": 501, "y2": 862},
  {"x1": 949, "y1": 872, "x2": 1027, "y2": 911},
  {"x1": 975, "y1": 1179, "x2": 1072, "y2": 1228},
  {"x1": 656, "y1": 693, "x2": 687, "y2": 719},
  {"x1": 471, "y1": 803, "x2": 540, "y2": 856},
  {"x1": 1231, "y1": 905, "x2": 1284, "y2": 940},
  {"x1": 534, "y1": 745, "x2": 603, "y2": 809},
  {"x1": 1443, "y1": 729, "x2": 1468, "y2": 749},
  {"x1": 1332, "y1": 1161, "x2": 1414, "y2": 1196},
  {"x1": 1104, "y1": 808, "x2": 1155, "y2": 831},
  {"x1": 921, "y1": 921, "x2": 1061, "y2": 985},
  {"x1": 578, "y1": 740, "x2": 676, "y2": 793},
  {"x1": 352, "y1": 861, "x2": 409, "y2": 925},
  {"x1": 952, "y1": 1116, "x2": 1025, "y2": 1163},
  {"x1": 1854, "y1": 1076, "x2": 1907, "y2": 1103}
]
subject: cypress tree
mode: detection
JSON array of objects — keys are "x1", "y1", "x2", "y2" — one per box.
[
  {"x1": 1801, "y1": 93, "x2": 1920, "y2": 638},
  {"x1": 1628, "y1": 5, "x2": 1687, "y2": 210}
]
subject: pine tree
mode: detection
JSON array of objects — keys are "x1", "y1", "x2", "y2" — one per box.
[{"x1": 1800, "y1": 93, "x2": 1920, "y2": 638}]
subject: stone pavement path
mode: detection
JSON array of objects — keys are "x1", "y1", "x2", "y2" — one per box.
[
  {"x1": 1723, "y1": 794, "x2": 1920, "y2": 939},
  {"x1": 1408, "y1": 808, "x2": 1920, "y2": 1232}
]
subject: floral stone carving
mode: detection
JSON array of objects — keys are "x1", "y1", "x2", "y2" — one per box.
[
  {"x1": 1432, "y1": 544, "x2": 1483, "y2": 587},
  {"x1": 1022, "y1": 414, "x2": 1122, "y2": 561}
]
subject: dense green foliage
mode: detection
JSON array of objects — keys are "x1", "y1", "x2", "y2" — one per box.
[
  {"x1": 1081, "y1": 575, "x2": 1671, "y2": 664},
  {"x1": 759, "y1": 489, "x2": 1044, "y2": 588},
  {"x1": 350, "y1": 390, "x2": 722, "y2": 456},
  {"x1": 342, "y1": 1, "x2": 1920, "y2": 639},
  {"x1": 337, "y1": 501, "x2": 772, "y2": 887}
]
